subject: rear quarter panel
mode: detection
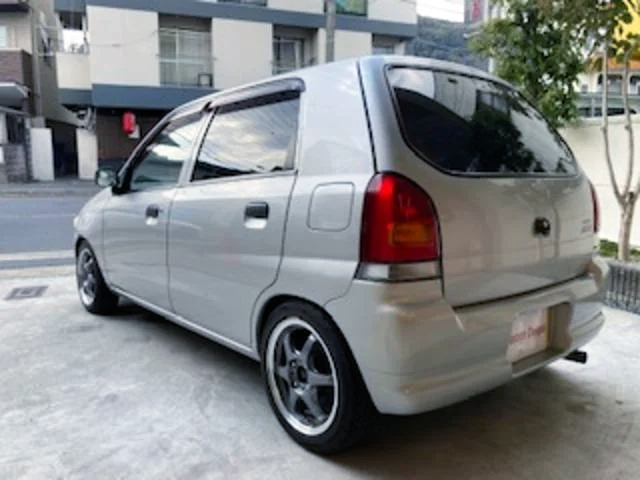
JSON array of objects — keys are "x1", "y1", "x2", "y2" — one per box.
[{"x1": 250, "y1": 60, "x2": 375, "y2": 349}]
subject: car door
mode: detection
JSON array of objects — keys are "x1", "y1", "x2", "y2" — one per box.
[
  {"x1": 168, "y1": 87, "x2": 301, "y2": 345},
  {"x1": 102, "y1": 111, "x2": 207, "y2": 310}
]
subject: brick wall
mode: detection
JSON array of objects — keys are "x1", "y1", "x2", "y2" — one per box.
[{"x1": 0, "y1": 50, "x2": 34, "y2": 114}]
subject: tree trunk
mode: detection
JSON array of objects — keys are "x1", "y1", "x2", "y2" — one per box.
[
  {"x1": 618, "y1": 196, "x2": 636, "y2": 261},
  {"x1": 601, "y1": 43, "x2": 624, "y2": 205}
]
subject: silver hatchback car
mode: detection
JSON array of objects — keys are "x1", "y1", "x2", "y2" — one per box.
[{"x1": 74, "y1": 56, "x2": 608, "y2": 453}]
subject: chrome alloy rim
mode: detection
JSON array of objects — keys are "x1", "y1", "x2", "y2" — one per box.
[
  {"x1": 266, "y1": 317, "x2": 339, "y2": 436},
  {"x1": 77, "y1": 248, "x2": 98, "y2": 306}
]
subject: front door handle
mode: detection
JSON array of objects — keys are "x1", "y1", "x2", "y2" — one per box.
[
  {"x1": 146, "y1": 204, "x2": 161, "y2": 219},
  {"x1": 245, "y1": 202, "x2": 269, "y2": 220}
]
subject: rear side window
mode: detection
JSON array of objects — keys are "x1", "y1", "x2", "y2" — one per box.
[
  {"x1": 192, "y1": 91, "x2": 300, "y2": 181},
  {"x1": 387, "y1": 68, "x2": 577, "y2": 176}
]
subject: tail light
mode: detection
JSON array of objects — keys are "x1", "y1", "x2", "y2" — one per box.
[
  {"x1": 358, "y1": 173, "x2": 440, "y2": 281},
  {"x1": 589, "y1": 181, "x2": 600, "y2": 234}
]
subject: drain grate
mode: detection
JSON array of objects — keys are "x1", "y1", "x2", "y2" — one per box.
[{"x1": 5, "y1": 286, "x2": 48, "y2": 301}]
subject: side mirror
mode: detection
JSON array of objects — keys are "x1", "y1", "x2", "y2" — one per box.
[{"x1": 95, "y1": 168, "x2": 117, "y2": 188}]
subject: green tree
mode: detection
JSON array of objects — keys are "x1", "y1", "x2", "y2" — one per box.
[
  {"x1": 471, "y1": 0, "x2": 588, "y2": 129},
  {"x1": 589, "y1": 0, "x2": 640, "y2": 261}
]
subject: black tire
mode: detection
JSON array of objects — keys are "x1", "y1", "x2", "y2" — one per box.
[
  {"x1": 76, "y1": 241, "x2": 119, "y2": 315},
  {"x1": 260, "y1": 300, "x2": 374, "y2": 454}
]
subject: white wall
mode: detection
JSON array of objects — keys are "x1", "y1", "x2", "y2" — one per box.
[
  {"x1": 316, "y1": 29, "x2": 372, "y2": 64},
  {"x1": 87, "y1": 6, "x2": 160, "y2": 86},
  {"x1": 30, "y1": 127, "x2": 54, "y2": 181},
  {"x1": 0, "y1": 114, "x2": 6, "y2": 144},
  {"x1": 578, "y1": 72, "x2": 599, "y2": 93},
  {"x1": 561, "y1": 116, "x2": 640, "y2": 245},
  {"x1": 268, "y1": 0, "x2": 323, "y2": 14},
  {"x1": 212, "y1": 19, "x2": 272, "y2": 90},
  {"x1": 0, "y1": 12, "x2": 33, "y2": 52},
  {"x1": 56, "y1": 53, "x2": 91, "y2": 90},
  {"x1": 394, "y1": 41, "x2": 407, "y2": 55},
  {"x1": 76, "y1": 128, "x2": 98, "y2": 180},
  {"x1": 369, "y1": 0, "x2": 417, "y2": 24},
  {"x1": 334, "y1": 30, "x2": 372, "y2": 61}
]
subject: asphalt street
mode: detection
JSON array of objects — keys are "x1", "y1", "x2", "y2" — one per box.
[{"x1": 0, "y1": 196, "x2": 89, "y2": 269}]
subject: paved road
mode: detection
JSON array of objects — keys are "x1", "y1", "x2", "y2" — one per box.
[
  {"x1": 0, "y1": 197, "x2": 89, "y2": 269},
  {"x1": 0, "y1": 270, "x2": 637, "y2": 479}
]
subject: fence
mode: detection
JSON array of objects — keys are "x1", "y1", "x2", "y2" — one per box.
[{"x1": 604, "y1": 261, "x2": 640, "y2": 313}]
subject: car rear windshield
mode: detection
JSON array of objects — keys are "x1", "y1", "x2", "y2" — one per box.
[{"x1": 386, "y1": 67, "x2": 577, "y2": 176}]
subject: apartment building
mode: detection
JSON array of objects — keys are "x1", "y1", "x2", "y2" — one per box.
[
  {"x1": 54, "y1": 0, "x2": 417, "y2": 172},
  {"x1": 0, "y1": 0, "x2": 79, "y2": 182}
]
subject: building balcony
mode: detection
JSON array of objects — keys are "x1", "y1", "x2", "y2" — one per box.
[
  {"x1": 0, "y1": 0, "x2": 28, "y2": 12},
  {"x1": 0, "y1": 50, "x2": 32, "y2": 90},
  {"x1": 56, "y1": 51, "x2": 91, "y2": 91},
  {"x1": 578, "y1": 92, "x2": 640, "y2": 118},
  {"x1": 0, "y1": 50, "x2": 31, "y2": 111}
]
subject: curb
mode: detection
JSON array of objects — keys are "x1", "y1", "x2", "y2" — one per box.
[
  {"x1": 0, "y1": 265, "x2": 75, "y2": 280},
  {"x1": 0, "y1": 190, "x2": 100, "y2": 198}
]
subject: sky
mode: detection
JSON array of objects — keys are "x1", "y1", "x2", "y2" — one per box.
[{"x1": 417, "y1": 0, "x2": 464, "y2": 23}]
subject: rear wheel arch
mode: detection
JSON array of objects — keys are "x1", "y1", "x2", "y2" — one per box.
[
  {"x1": 255, "y1": 294, "x2": 371, "y2": 398},
  {"x1": 256, "y1": 295, "x2": 322, "y2": 354},
  {"x1": 255, "y1": 296, "x2": 350, "y2": 358},
  {"x1": 75, "y1": 236, "x2": 87, "y2": 254}
]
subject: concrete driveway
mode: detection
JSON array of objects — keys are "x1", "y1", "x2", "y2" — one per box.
[{"x1": 1, "y1": 270, "x2": 639, "y2": 480}]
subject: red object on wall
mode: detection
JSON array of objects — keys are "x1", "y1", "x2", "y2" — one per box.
[{"x1": 122, "y1": 112, "x2": 136, "y2": 135}]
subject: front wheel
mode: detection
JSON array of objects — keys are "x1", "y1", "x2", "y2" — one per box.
[
  {"x1": 76, "y1": 241, "x2": 118, "y2": 315},
  {"x1": 261, "y1": 301, "x2": 373, "y2": 454}
]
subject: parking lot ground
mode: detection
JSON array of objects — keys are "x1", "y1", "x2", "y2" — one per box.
[{"x1": 1, "y1": 270, "x2": 639, "y2": 480}]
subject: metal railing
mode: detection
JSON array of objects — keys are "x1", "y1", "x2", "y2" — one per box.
[{"x1": 604, "y1": 261, "x2": 640, "y2": 314}]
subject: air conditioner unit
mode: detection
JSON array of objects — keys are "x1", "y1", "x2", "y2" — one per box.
[{"x1": 198, "y1": 73, "x2": 213, "y2": 88}]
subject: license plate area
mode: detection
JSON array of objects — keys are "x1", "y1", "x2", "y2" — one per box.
[{"x1": 506, "y1": 308, "x2": 550, "y2": 363}]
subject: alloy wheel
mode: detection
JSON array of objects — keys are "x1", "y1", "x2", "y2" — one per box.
[
  {"x1": 265, "y1": 317, "x2": 339, "y2": 436},
  {"x1": 77, "y1": 248, "x2": 98, "y2": 307}
]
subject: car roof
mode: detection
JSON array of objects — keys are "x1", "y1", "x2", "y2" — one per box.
[{"x1": 172, "y1": 55, "x2": 508, "y2": 117}]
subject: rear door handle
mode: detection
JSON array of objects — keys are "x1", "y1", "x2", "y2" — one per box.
[
  {"x1": 146, "y1": 204, "x2": 161, "y2": 218},
  {"x1": 245, "y1": 202, "x2": 269, "y2": 220}
]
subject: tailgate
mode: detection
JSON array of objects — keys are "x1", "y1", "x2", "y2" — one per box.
[{"x1": 385, "y1": 66, "x2": 595, "y2": 306}]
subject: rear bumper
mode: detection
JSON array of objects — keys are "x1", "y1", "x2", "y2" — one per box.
[{"x1": 325, "y1": 257, "x2": 609, "y2": 415}]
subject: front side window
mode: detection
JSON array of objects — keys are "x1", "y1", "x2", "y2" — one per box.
[
  {"x1": 192, "y1": 92, "x2": 300, "y2": 181},
  {"x1": 387, "y1": 67, "x2": 578, "y2": 176},
  {"x1": 129, "y1": 114, "x2": 205, "y2": 191}
]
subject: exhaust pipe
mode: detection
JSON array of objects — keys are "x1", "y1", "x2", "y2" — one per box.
[{"x1": 565, "y1": 350, "x2": 588, "y2": 364}]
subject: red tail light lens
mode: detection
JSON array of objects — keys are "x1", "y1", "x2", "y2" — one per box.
[
  {"x1": 360, "y1": 173, "x2": 440, "y2": 263},
  {"x1": 589, "y1": 181, "x2": 600, "y2": 234}
]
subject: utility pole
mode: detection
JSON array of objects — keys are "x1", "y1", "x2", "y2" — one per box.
[{"x1": 325, "y1": 0, "x2": 336, "y2": 63}]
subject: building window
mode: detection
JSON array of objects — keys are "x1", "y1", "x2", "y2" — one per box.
[
  {"x1": 273, "y1": 37, "x2": 306, "y2": 74},
  {"x1": 335, "y1": 0, "x2": 367, "y2": 16},
  {"x1": 57, "y1": 11, "x2": 89, "y2": 53},
  {"x1": 0, "y1": 26, "x2": 9, "y2": 48},
  {"x1": 218, "y1": 0, "x2": 267, "y2": 5},
  {"x1": 159, "y1": 28, "x2": 213, "y2": 87}
]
